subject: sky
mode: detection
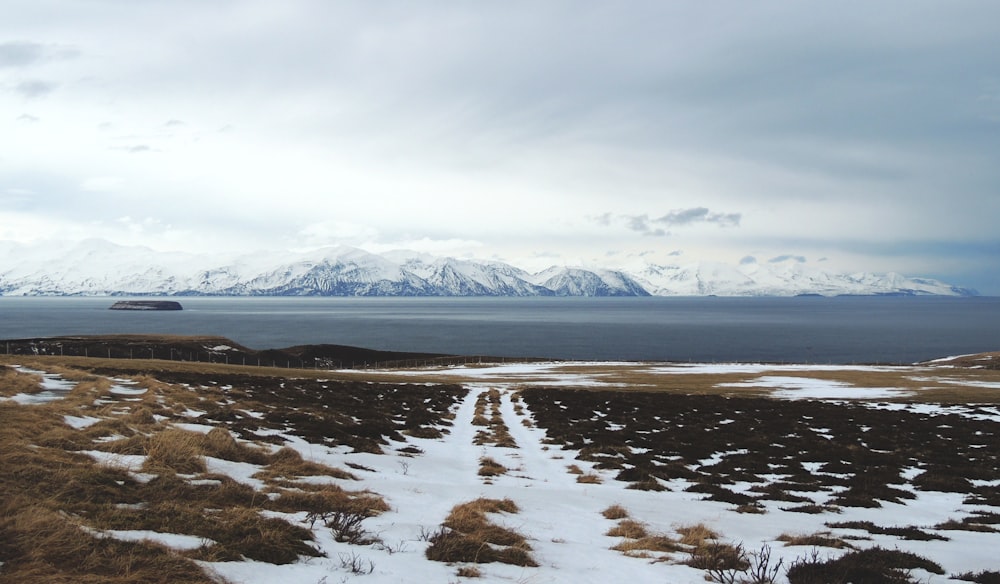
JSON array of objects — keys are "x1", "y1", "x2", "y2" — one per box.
[{"x1": 2, "y1": 1, "x2": 999, "y2": 293}]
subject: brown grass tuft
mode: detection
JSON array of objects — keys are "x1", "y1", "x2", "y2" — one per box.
[
  {"x1": 676, "y1": 523, "x2": 719, "y2": 547},
  {"x1": 612, "y1": 535, "x2": 682, "y2": 555},
  {"x1": 0, "y1": 365, "x2": 45, "y2": 396},
  {"x1": 142, "y1": 429, "x2": 207, "y2": 474},
  {"x1": 456, "y1": 565, "x2": 482, "y2": 578},
  {"x1": 602, "y1": 504, "x2": 629, "y2": 520},
  {"x1": 254, "y1": 446, "x2": 357, "y2": 481},
  {"x1": 778, "y1": 531, "x2": 854, "y2": 548},
  {"x1": 478, "y1": 456, "x2": 507, "y2": 477},
  {"x1": 606, "y1": 519, "x2": 649, "y2": 539},
  {"x1": 426, "y1": 498, "x2": 536, "y2": 567}
]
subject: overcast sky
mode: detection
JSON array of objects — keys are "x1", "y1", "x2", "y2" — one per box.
[{"x1": 2, "y1": 1, "x2": 999, "y2": 292}]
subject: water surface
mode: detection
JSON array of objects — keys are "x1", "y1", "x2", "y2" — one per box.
[{"x1": 1, "y1": 296, "x2": 998, "y2": 363}]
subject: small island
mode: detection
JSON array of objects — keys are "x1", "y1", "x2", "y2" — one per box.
[{"x1": 109, "y1": 300, "x2": 183, "y2": 311}]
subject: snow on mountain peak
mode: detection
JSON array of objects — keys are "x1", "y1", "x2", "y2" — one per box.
[{"x1": 0, "y1": 239, "x2": 977, "y2": 297}]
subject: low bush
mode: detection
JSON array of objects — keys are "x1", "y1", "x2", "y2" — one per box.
[
  {"x1": 955, "y1": 571, "x2": 1000, "y2": 584},
  {"x1": 786, "y1": 546, "x2": 944, "y2": 584}
]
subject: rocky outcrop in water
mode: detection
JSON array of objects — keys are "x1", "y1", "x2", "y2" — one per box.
[{"x1": 109, "y1": 300, "x2": 183, "y2": 311}]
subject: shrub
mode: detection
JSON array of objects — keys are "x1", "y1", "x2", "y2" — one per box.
[
  {"x1": 687, "y1": 540, "x2": 750, "y2": 572},
  {"x1": 787, "y1": 546, "x2": 943, "y2": 584},
  {"x1": 954, "y1": 571, "x2": 1000, "y2": 584},
  {"x1": 308, "y1": 509, "x2": 378, "y2": 545}
]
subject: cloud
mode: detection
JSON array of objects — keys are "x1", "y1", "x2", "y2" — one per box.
[
  {"x1": 590, "y1": 212, "x2": 612, "y2": 226},
  {"x1": 657, "y1": 207, "x2": 741, "y2": 227},
  {"x1": 608, "y1": 207, "x2": 742, "y2": 236},
  {"x1": 624, "y1": 215, "x2": 647, "y2": 232},
  {"x1": 0, "y1": 42, "x2": 45, "y2": 67},
  {"x1": 13, "y1": 80, "x2": 57, "y2": 99},
  {"x1": 740, "y1": 255, "x2": 758, "y2": 265},
  {"x1": 768, "y1": 255, "x2": 807, "y2": 264},
  {"x1": 0, "y1": 3, "x2": 997, "y2": 292},
  {"x1": 16, "y1": 113, "x2": 39, "y2": 122},
  {"x1": 624, "y1": 214, "x2": 667, "y2": 236},
  {"x1": 0, "y1": 41, "x2": 79, "y2": 68}
]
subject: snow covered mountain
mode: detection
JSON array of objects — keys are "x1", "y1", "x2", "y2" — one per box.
[
  {"x1": 635, "y1": 257, "x2": 977, "y2": 297},
  {"x1": 0, "y1": 239, "x2": 978, "y2": 297}
]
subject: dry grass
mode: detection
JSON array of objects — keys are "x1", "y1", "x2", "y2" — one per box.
[
  {"x1": 0, "y1": 403, "x2": 218, "y2": 582},
  {"x1": 254, "y1": 446, "x2": 357, "y2": 481},
  {"x1": 0, "y1": 365, "x2": 45, "y2": 396},
  {"x1": 612, "y1": 535, "x2": 683, "y2": 555},
  {"x1": 606, "y1": 519, "x2": 649, "y2": 539},
  {"x1": 0, "y1": 360, "x2": 405, "y2": 582},
  {"x1": 142, "y1": 429, "x2": 208, "y2": 474},
  {"x1": 426, "y1": 498, "x2": 536, "y2": 567},
  {"x1": 0, "y1": 500, "x2": 213, "y2": 584},
  {"x1": 10, "y1": 352, "x2": 1000, "y2": 402},
  {"x1": 333, "y1": 359, "x2": 1000, "y2": 403},
  {"x1": 676, "y1": 523, "x2": 719, "y2": 547},
  {"x1": 576, "y1": 473, "x2": 603, "y2": 484},
  {"x1": 455, "y1": 565, "x2": 482, "y2": 578},
  {"x1": 478, "y1": 456, "x2": 507, "y2": 477},
  {"x1": 606, "y1": 516, "x2": 682, "y2": 557},
  {"x1": 470, "y1": 388, "x2": 519, "y2": 448},
  {"x1": 778, "y1": 531, "x2": 854, "y2": 549},
  {"x1": 602, "y1": 504, "x2": 629, "y2": 520},
  {"x1": 686, "y1": 540, "x2": 751, "y2": 571}
]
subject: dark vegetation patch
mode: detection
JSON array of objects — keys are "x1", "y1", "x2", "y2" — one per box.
[
  {"x1": 143, "y1": 370, "x2": 465, "y2": 453},
  {"x1": 955, "y1": 571, "x2": 1000, "y2": 584},
  {"x1": 786, "y1": 547, "x2": 944, "y2": 583},
  {"x1": 825, "y1": 521, "x2": 949, "y2": 541},
  {"x1": 1, "y1": 334, "x2": 535, "y2": 369},
  {"x1": 520, "y1": 388, "x2": 1000, "y2": 511}
]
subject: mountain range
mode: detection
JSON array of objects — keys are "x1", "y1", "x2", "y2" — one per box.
[{"x1": 0, "y1": 239, "x2": 978, "y2": 297}]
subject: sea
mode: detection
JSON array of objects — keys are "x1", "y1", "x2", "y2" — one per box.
[{"x1": 1, "y1": 296, "x2": 998, "y2": 364}]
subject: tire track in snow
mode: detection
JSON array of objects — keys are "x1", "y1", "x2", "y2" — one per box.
[{"x1": 470, "y1": 387, "x2": 637, "y2": 575}]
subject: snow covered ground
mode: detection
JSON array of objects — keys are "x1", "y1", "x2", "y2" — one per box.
[
  {"x1": 4, "y1": 359, "x2": 1000, "y2": 583},
  {"x1": 203, "y1": 377, "x2": 1000, "y2": 583}
]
